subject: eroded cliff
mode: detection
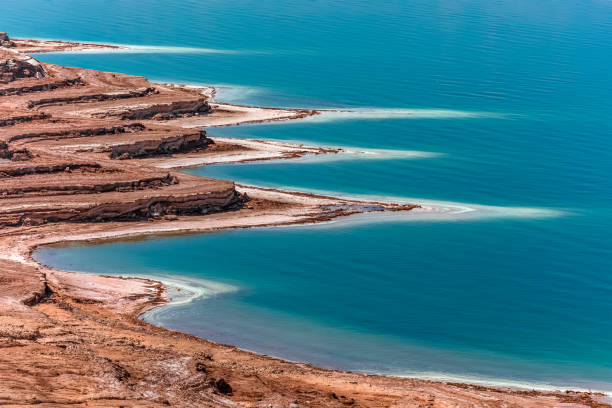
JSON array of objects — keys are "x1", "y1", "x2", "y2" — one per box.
[{"x1": 0, "y1": 35, "x2": 244, "y2": 227}]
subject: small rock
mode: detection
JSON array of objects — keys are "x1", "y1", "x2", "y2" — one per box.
[
  {"x1": 149, "y1": 202, "x2": 166, "y2": 217},
  {"x1": 111, "y1": 362, "x2": 130, "y2": 382},
  {"x1": 194, "y1": 352, "x2": 213, "y2": 361},
  {"x1": 214, "y1": 378, "x2": 232, "y2": 395},
  {"x1": 21, "y1": 217, "x2": 43, "y2": 226}
]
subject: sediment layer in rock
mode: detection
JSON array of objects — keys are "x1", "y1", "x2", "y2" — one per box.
[{"x1": 0, "y1": 39, "x2": 244, "y2": 227}]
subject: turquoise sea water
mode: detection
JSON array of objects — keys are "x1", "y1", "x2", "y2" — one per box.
[{"x1": 9, "y1": 0, "x2": 612, "y2": 391}]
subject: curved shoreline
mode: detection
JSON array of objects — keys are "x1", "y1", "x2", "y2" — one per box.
[
  {"x1": 0, "y1": 36, "x2": 608, "y2": 407},
  {"x1": 27, "y1": 199, "x2": 596, "y2": 398},
  {"x1": 29, "y1": 229, "x2": 612, "y2": 400}
]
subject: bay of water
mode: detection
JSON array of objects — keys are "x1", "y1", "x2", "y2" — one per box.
[{"x1": 9, "y1": 0, "x2": 612, "y2": 391}]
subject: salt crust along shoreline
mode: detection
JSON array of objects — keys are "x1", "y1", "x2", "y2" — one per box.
[{"x1": 0, "y1": 35, "x2": 608, "y2": 407}]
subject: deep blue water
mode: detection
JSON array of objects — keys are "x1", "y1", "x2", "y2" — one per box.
[{"x1": 9, "y1": 0, "x2": 612, "y2": 391}]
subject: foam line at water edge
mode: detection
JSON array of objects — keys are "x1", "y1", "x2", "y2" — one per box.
[
  {"x1": 122, "y1": 273, "x2": 238, "y2": 306},
  {"x1": 243, "y1": 186, "x2": 568, "y2": 222},
  {"x1": 132, "y1": 273, "x2": 239, "y2": 325},
  {"x1": 211, "y1": 83, "x2": 266, "y2": 102},
  {"x1": 208, "y1": 138, "x2": 443, "y2": 163},
  {"x1": 56, "y1": 44, "x2": 250, "y2": 55},
  {"x1": 384, "y1": 370, "x2": 612, "y2": 395},
  {"x1": 301, "y1": 108, "x2": 506, "y2": 122},
  {"x1": 30, "y1": 38, "x2": 264, "y2": 55},
  {"x1": 322, "y1": 146, "x2": 442, "y2": 161}
]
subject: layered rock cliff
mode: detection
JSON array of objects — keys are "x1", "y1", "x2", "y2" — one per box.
[
  {"x1": 0, "y1": 36, "x2": 243, "y2": 227},
  {"x1": 0, "y1": 47, "x2": 45, "y2": 83}
]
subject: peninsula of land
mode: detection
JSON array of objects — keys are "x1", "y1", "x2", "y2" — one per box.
[{"x1": 0, "y1": 33, "x2": 608, "y2": 407}]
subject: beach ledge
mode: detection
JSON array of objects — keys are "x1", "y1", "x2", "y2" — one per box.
[{"x1": 0, "y1": 33, "x2": 608, "y2": 407}]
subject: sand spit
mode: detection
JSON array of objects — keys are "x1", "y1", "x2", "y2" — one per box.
[
  {"x1": 5, "y1": 36, "x2": 124, "y2": 54},
  {"x1": 0, "y1": 34, "x2": 609, "y2": 407}
]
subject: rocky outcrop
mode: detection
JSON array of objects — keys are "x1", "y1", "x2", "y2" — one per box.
[
  {"x1": 0, "y1": 169, "x2": 178, "y2": 198},
  {"x1": 6, "y1": 123, "x2": 145, "y2": 143},
  {"x1": 0, "y1": 147, "x2": 33, "y2": 161},
  {"x1": 0, "y1": 111, "x2": 49, "y2": 127},
  {"x1": 0, "y1": 32, "x2": 16, "y2": 48},
  {"x1": 0, "y1": 162, "x2": 104, "y2": 177},
  {"x1": 27, "y1": 87, "x2": 157, "y2": 108},
  {"x1": 1, "y1": 139, "x2": 35, "y2": 160},
  {"x1": 0, "y1": 49, "x2": 45, "y2": 83},
  {"x1": 110, "y1": 130, "x2": 213, "y2": 159},
  {"x1": 0, "y1": 182, "x2": 246, "y2": 227},
  {"x1": 0, "y1": 77, "x2": 83, "y2": 97},
  {"x1": 0, "y1": 43, "x2": 239, "y2": 228},
  {"x1": 99, "y1": 99, "x2": 212, "y2": 120},
  {"x1": 0, "y1": 140, "x2": 8, "y2": 158}
]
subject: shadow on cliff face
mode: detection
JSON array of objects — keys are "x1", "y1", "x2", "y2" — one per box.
[{"x1": 1, "y1": 33, "x2": 46, "y2": 83}]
